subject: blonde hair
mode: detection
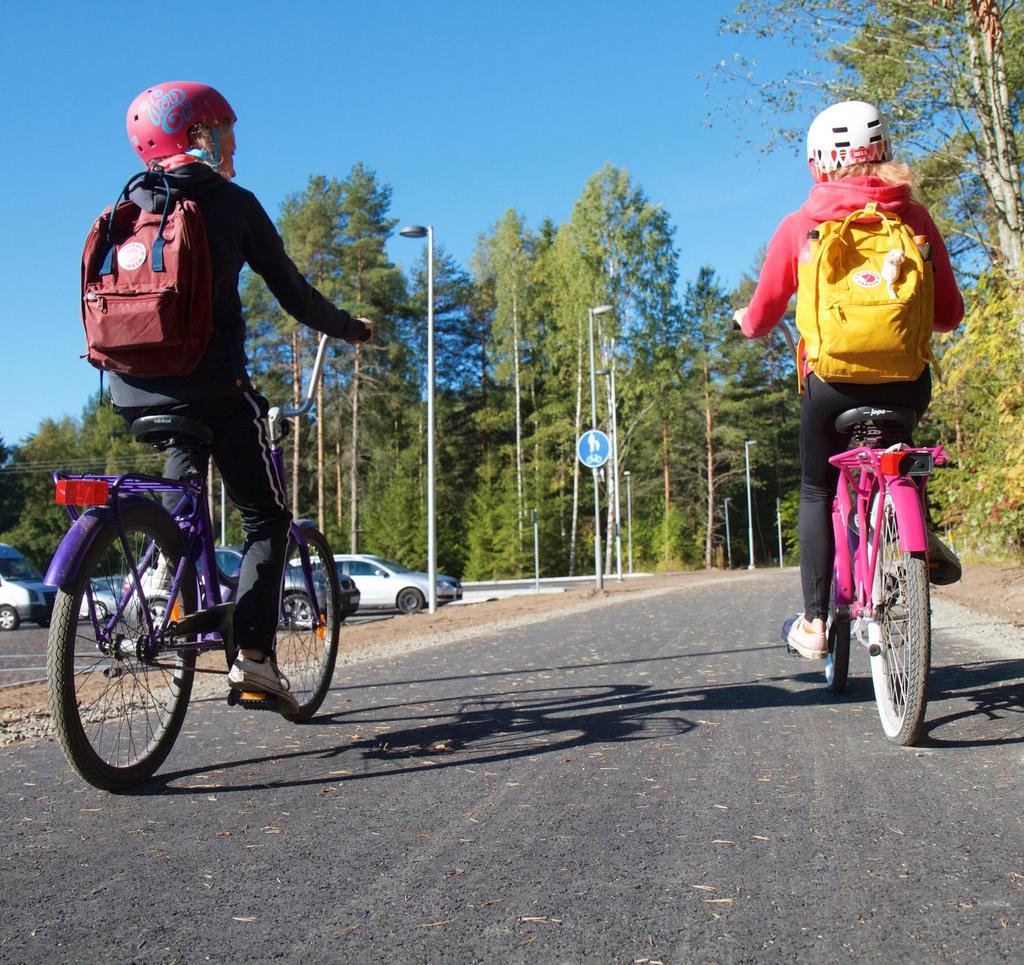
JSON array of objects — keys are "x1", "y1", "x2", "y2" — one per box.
[
  {"x1": 832, "y1": 160, "x2": 921, "y2": 201},
  {"x1": 187, "y1": 123, "x2": 217, "y2": 160}
]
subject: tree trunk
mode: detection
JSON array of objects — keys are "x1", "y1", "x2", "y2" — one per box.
[
  {"x1": 963, "y1": 18, "x2": 1024, "y2": 274},
  {"x1": 705, "y1": 402, "x2": 715, "y2": 570},
  {"x1": 512, "y1": 291, "x2": 524, "y2": 548},
  {"x1": 568, "y1": 322, "x2": 583, "y2": 577},
  {"x1": 349, "y1": 346, "x2": 361, "y2": 553},
  {"x1": 290, "y1": 330, "x2": 302, "y2": 520},
  {"x1": 335, "y1": 436, "x2": 343, "y2": 533},
  {"x1": 662, "y1": 420, "x2": 671, "y2": 562}
]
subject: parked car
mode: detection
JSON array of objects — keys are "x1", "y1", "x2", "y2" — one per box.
[
  {"x1": 138, "y1": 544, "x2": 360, "y2": 624},
  {"x1": 80, "y1": 578, "x2": 121, "y2": 621},
  {"x1": 0, "y1": 544, "x2": 55, "y2": 630},
  {"x1": 283, "y1": 559, "x2": 360, "y2": 624},
  {"x1": 333, "y1": 553, "x2": 462, "y2": 614}
]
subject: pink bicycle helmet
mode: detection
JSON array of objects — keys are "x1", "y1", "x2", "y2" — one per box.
[
  {"x1": 806, "y1": 100, "x2": 891, "y2": 181},
  {"x1": 127, "y1": 82, "x2": 236, "y2": 163}
]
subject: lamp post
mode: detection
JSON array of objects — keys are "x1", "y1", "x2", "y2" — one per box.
[
  {"x1": 745, "y1": 440, "x2": 756, "y2": 570},
  {"x1": 588, "y1": 304, "x2": 613, "y2": 590},
  {"x1": 400, "y1": 224, "x2": 437, "y2": 613},
  {"x1": 599, "y1": 336, "x2": 624, "y2": 581},
  {"x1": 776, "y1": 496, "x2": 784, "y2": 568},
  {"x1": 624, "y1": 470, "x2": 633, "y2": 576},
  {"x1": 723, "y1": 496, "x2": 732, "y2": 569}
]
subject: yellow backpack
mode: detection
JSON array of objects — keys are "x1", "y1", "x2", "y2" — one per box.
[{"x1": 795, "y1": 202, "x2": 935, "y2": 386}]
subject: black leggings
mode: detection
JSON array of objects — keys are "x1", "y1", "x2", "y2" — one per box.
[{"x1": 799, "y1": 371, "x2": 931, "y2": 620}]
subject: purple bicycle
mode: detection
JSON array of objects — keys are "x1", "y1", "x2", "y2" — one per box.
[
  {"x1": 775, "y1": 323, "x2": 942, "y2": 746},
  {"x1": 45, "y1": 335, "x2": 341, "y2": 790}
]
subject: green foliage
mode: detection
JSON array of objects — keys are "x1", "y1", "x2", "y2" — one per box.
[{"x1": 928, "y1": 273, "x2": 1024, "y2": 556}]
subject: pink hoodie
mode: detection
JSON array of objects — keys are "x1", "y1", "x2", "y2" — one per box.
[{"x1": 741, "y1": 176, "x2": 964, "y2": 339}]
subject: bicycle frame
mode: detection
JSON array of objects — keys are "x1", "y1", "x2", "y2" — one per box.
[
  {"x1": 831, "y1": 442, "x2": 947, "y2": 626},
  {"x1": 46, "y1": 335, "x2": 335, "y2": 658},
  {"x1": 48, "y1": 470, "x2": 225, "y2": 658}
]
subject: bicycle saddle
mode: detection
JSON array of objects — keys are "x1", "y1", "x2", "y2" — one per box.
[
  {"x1": 834, "y1": 405, "x2": 918, "y2": 444},
  {"x1": 130, "y1": 415, "x2": 215, "y2": 448}
]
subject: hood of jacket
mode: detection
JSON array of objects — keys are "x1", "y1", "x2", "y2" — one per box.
[
  {"x1": 800, "y1": 176, "x2": 913, "y2": 223},
  {"x1": 126, "y1": 161, "x2": 227, "y2": 214}
]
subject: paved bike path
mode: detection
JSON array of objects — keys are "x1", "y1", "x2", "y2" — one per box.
[{"x1": 1, "y1": 572, "x2": 1023, "y2": 963}]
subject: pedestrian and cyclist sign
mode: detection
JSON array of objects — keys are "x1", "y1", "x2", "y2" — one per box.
[{"x1": 577, "y1": 429, "x2": 610, "y2": 468}]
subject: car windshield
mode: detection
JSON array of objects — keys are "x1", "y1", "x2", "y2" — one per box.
[
  {"x1": 0, "y1": 557, "x2": 42, "y2": 581},
  {"x1": 367, "y1": 556, "x2": 416, "y2": 574}
]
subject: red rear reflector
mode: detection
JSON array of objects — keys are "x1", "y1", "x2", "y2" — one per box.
[
  {"x1": 878, "y1": 452, "x2": 904, "y2": 476},
  {"x1": 55, "y1": 479, "x2": 110, "y2": 506}
]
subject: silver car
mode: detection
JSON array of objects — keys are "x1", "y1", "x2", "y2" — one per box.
[{"x1": 333, "y1": 554, "x2": 462, "y2": 614}]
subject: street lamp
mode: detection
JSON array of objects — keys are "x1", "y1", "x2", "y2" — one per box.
[
  {"x1": 745, "y1": 439, "x2": 756, "y2": 570},
  {"x1": 624, "y1": 470, "x2": 633, "y2": 576},
  {"x1": 596, "y1": 340, "x2": 623, "y2": 581},
  {"x1": 400, "y1": 224, "x2": 437, "y2": 613},
  {"x1": 588, "y1": 304, "x2": 613, "y2": 590},
  {"x1": 723, "y1": 496, "x2": 732, "y2": 569},
  {"x1": 776, "y1": 496, "x2": 784, "y2": 568}
]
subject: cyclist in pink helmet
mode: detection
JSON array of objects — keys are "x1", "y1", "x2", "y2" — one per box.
[
  {"x1": 112, "y1": 81, "x2": 374, "y2": 707},
  {"x1": 734, "y1": 100, "x2": 964, "y2": 659}
]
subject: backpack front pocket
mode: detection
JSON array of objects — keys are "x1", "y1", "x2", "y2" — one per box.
[{"x1": 83, "y1": 288, "x2": 184, "y2": 351}]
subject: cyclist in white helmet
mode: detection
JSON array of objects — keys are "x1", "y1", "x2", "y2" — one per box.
[{"x1": 734, "y1": 100, "x2": 963, "y2": 659}]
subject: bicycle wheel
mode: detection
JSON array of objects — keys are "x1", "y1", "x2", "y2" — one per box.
[
  {"x1": 824, "y1": 596, "x2": 851, "y2": 694},
  {"x1": 275, "y1": 526, "x2": 340, "y2": 721},
  {"x1": 47, "y1": 501, "x2": 197, "y2": 791},
  {"x1": 869, "y1": 492, "x2": 930, "y2": 745}
]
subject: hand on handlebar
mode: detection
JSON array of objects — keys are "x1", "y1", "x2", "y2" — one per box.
[
  {"x1": 347, "y1": 316, "x2": 374, "y2": 345},
  {"x1": 732, "y1": 307, "x2": 748, "y2": 334}
]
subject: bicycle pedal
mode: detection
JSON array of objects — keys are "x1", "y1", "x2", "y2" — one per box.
[{"x1": 785, "y1": 645, "x2": 799, "y2": 656}]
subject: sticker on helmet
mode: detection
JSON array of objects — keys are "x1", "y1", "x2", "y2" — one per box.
[
  {"x1": 146, "y1": 87, "x2": 194, "y2": 135},
  {"x1": 852, "y1": 270, "x2": 882, "y2": 289},
  {"x1": 117, "y1": 242, "x2": 147, "y2": 271}
]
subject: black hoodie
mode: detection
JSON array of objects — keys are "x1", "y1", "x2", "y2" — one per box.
[{"x1": 108, "y1": 163, "x2": 368, "y2": 408}]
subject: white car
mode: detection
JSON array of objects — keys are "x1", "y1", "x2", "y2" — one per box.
[
  {"x1": 334, "y1": 554, "x2": 462, "y2": 614},
  {"x1": 0, "y1": 544, "x2": 54, "y2": 630}
]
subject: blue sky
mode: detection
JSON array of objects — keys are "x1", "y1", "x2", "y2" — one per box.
[{"x1": 0, "y1": 0, "x2": 809, "y2": 445}]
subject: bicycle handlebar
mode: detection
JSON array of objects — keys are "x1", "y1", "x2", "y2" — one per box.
[
  {"x1": 278, "y1": 333, "x2": 330, "y2": 419},
  {"x1": 733, "y1": 312, "x2": 799, "y2": 360},
  {"x1": 267, "y1": 333, "x2": 330, "y2": 442}
]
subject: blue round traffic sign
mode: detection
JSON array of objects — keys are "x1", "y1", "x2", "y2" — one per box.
[{"x1": 577, "y1": 429, "x2": 610, "y2": 468}]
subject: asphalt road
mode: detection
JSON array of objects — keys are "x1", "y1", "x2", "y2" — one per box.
[{"x1": 2, "y1": 571, "x2": 1023, "y2": 963}]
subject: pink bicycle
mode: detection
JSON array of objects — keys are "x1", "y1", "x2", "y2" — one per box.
[{"x1": 778, "y1": 323, "x2": 943, "y2": 746}]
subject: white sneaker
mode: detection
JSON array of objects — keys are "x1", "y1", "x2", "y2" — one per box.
[
  {"x1": 782, "y1": 613, "x2": 828, "y2": 659},
  {"x1": 228, "y1": 655, "x2": 298, "y2": 713}
]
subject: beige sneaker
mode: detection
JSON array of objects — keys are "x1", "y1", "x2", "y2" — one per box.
[
  {"x1": 228, "y1": 655, "x2": 298, "y2": 713},
  {"x1": 782, "y1": 614, "x2": 828, "y2": 659}
]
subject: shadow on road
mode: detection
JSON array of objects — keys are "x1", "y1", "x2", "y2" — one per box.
[
  {"x1": 921, "y1": 658, "x2": 1024, "y2": 747},
  {"x1": 127, "y1": 649, "x2": 1024, "y2": 795},
  {"x1": 135, "y1": 664, "x2": 873, "y2": 796}
]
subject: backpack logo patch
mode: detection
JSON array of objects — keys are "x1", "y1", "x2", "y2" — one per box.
[
  {"x1": 851, "y1": 270, "x2": 882, "y2": 289},
  {"x1": 117, "y1": 242, "x2": 147, "y2": 271}
]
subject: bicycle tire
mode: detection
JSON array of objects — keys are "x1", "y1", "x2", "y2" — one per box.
[
  {"x1": 276, "y1": 526, "x2": 340, "y2": 721},
  {"x1": 824, "y1": 597, "x2": 851, "y2": 694},
  {"x1": 47, "y1": 501, "x2": 197, "y2": 791},
  {"x1": 869, "y1": 492, "x2": 930, "y2": 745}
]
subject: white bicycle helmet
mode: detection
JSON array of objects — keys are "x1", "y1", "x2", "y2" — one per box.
[{"x1": 806, "y1": 100, "x2": 892, "y2": 180}]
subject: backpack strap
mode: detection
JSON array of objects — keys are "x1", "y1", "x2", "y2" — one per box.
[{"x1": 98, "y1": 171, "x2": 173, "y2": 275}]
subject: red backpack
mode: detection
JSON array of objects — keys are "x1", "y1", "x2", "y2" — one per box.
[{"x1": 81, "y1": 171, "x2": 214, "y2": 377}]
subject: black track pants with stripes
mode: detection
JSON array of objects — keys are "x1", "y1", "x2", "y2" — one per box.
[{"x1": 116, "y1": 392, "x2": 293, "y2": 654}]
